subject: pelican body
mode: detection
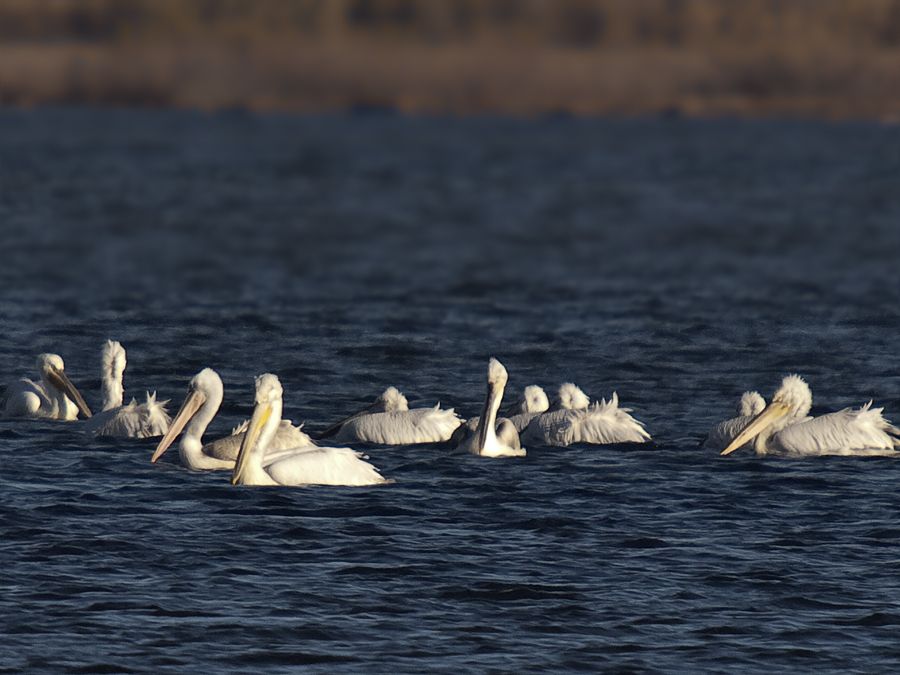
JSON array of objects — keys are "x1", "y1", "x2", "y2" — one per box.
[
  {"x1": 721, "y1": 375, "x2": 900, "y2": 457},
  {"x1": 522, "y1": 383, "x2": 650, "y2": 447},
  {"x1": 83, "y1": 340, "x2": 172, "y2": 438},
  {"x1": 455, "y1": 358, "x2": 525, "y2": 458},
  {"x1": 702, "y1": 391, "x2": 766, "y2": 451},
  {"x1": 232, "y1": 374, "x2": 388, "y2": 487},
  {"x1": 151, "y1": 368, "x2": 313, "y2": 470},
  {"x1": 321, "y1": 386, "x2": 461, "y2": 445},
  {"x1": 452, "y1": 384, "x2": 548, "y2": 446},
  {"x1": 1, "y1": 353, "x2": 92, "y2": 420}
]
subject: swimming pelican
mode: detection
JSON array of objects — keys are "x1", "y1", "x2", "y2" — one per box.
[
  {"x1": 319, "y1": 385, "x2": 461, "y2": 445},
  {"x1": 455, "y1": 358, "x2": 526, "y2": 458},
  {"x1": 451, "y1": 383, "x2": 549, "y2": 445},
  {"x1": 82, "y1": 340, "x2": 172, "y2": 438},
  {"x1": 522, "y1": 383, "x2": 651, "y2": 447},
  {"x1": 1, "y1": 353, "x2": 92, "y2": 420},
  {"x1": 150, "y1": 368, "x2": 314, "y2": 470},
  {"x1": 720, "y1": 375, "x2": 900, "y2": 457},
  {"x1": 232, "y1": 373, "x2": 388, "y2": 487},
  {"x1": 702, "y1": 391, "x2": 766, "y2": 451}
]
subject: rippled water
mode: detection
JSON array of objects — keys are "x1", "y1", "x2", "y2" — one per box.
[{"x1": 2, "y1": 108, "x2": 900, "y2": 672}]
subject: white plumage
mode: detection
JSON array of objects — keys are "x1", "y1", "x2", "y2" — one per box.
[
  {"x1": 82, "y1": 340, "x2": 172, "y2": 438},
  {"x1": 522, "y1": 384, "x2": 651, "y2": 447},
  {"x1": 454, "y1": 358, "x2": 525, "y2": 458},
  {"x1": 1, "y1": 353, "x2": 92, "y2": 421},
  {"x1": 721, "y1": 374, "x2": 900, "y2": 457},
  {"x1": 322, "y1": 386, "x2": 461, "y2": 445},
  {"x1": 232, "y1": 374, "x2": 388, "y2": 487},
  {"x1": 702, "y1": 391, "x2": 766, "y2": 451},
  {"x1": 150, "y1": 368, "x2": 313, "y2": 470}
]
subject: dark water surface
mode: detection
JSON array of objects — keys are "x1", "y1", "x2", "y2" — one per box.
[{"x1": 2, "y1": 108, "x2": 900, "y2": 672}]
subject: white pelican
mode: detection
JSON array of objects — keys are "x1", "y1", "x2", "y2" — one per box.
[
  {"x1": 1, "y1": 353, "x2": 92, "y2": 420},
  {"x1": 702, "y1": 391, "x2": 766, "y2": 451},
  {"x1": 721, "y1": 375, "x2": 900, "y2": 457},
  {"x1": 319, "y1": 385, "x2": 461, "y2": 445},
  {"x1": 232, "y1": 373, "x2": 388, "y2": 487},
  {"x1": 522, "y1": 383, "x2": 651, "y2": 447},
  {"x1": 82, "y1": 340, "x2": 172, "y2": 438},
  {"x1": 150, "y1": 368, "x2": 314, "y2": 470},
  {"x1": 452, "y1": 383, "x2": 549, "y2": 445},
  {"x1": 455, "y1": 358, "x2": 526, "y2": 458}
]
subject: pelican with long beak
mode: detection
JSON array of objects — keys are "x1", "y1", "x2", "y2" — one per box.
[
  {"x1": 318, "y1": 385, "x2": 461, "y2": 445},
  {"x1": 455, "y1": 358, "x2": 525, "y2": 458},
  {"x1": 1, "y1": 353, "x2": 92, "y2": 420},
  {"x1": 720, "y1": 375, "x2": 900, "y2": 457},
  {"x1": 151, "y1": 368, "x2": 313, "y2": 470},
  {"x1": 232, "y1": 374, "x2": 388, "y2": 487},
  {"x1": 82, "y1": 340, "x2": 171, "y2": 438},
  {"x1": 702, "y1": 391, "x2": 766, "y2": 451},
  {"x1": 451, "y1": 383, "x2": 548, "y2": 446},
  {"x1": 522, "y1": 383, "x2": 650, "y2": 447}
]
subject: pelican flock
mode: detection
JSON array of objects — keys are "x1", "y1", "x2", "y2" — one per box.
[{"x1": 5, "y1": 341, "x2": 900, "y2": 491}]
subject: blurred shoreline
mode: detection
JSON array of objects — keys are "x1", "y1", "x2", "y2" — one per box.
[{"x1": 2, "y1": 1, "x2": 900, "y2": 120}]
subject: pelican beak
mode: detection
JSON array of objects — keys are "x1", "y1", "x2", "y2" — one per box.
[
  {"x1": 151, "y1": 388, "x2": 205, "y2": 463},
  {"x1": 721, "y1": 400, "x2": 792, "y2": 456},
  {"x1": 232, "y1": 400, "x2": 272, "y2": 485},
  {"x1": 47, "y1": 365, "x2": 92, "y2": 418}
]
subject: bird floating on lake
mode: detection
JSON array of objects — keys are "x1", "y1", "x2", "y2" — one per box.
[
  {"x1": 455, "y1": 357, "x2": 525, "y2": 458},
  {"x1": 150, "y1": 368, "x2": 313, "y2": 470},
  {"x1": 452, "y1": 383, "x2": 549, "y2": 445},
  {"x1": 319, "y1": 385, "x2": 461, "y2": 445},
  {"x1": 1, "y1": 353, "x2": 92, "y2": 421},
  {"x1": 232, "y1": 373, "x2": 388, "y2": 487},
  {"x1": 521, "y1": 383, "x2": 651, "y2": 447},
  {"x1": 702, "y1": 391, "x2": 766, "y2": 451},
  {"x1": 720, "y1": 374, "x2": 900, "y2": 457},
  {"x1": 82, "y1": 340, "x2": 171, "y2": 439}
]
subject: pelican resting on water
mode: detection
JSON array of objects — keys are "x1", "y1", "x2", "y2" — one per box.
[
  {"x1": 232, "y1": 373, "x2": 388, "y2": 487},
  {"x1": 451, "y1": 384, "x2": 549, "y2": 445},
  {"x1": 1, "y1": 353, "x2": 92, "y2": 421},
  {"x1": 455, "y1": 358, "x2": 525, "y2": 458},
  {"x1": 150, "y1": 368, "x2": 314, "y2": 470},
  {"x1": 521, "y1": 383, "x2": 651, "y2": 447},
  {"x1": 82, "y1": 340, "x2": 171, "y2": 438},
  {"x1": 319, "y1": 385, "x2": 461, "y2": 445},
  {"x1": 720, "y1": 375, "x2": 900, "y2": 457},
  {"x1": 702, "y1": 391, "x2": 766, "y2": 451}
]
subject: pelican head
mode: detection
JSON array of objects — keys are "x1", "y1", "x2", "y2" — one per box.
[
  {"x1": 521, "y1": 385, "x2": 549, "y2": 414},
  {"x1": 37, "y1": 353, "x2": 92, "y2": 418},
  {"x1": 738, "y1": 391, "x2": 766, "y2": 417},
  {"x1": 721, "y1": 375, "x2": 812, "y2": 456},
  {"x1": 488, "y1": 357, "x2": 508, "y2": 388},
  {"x1": 151, "y1": 368, "x2": 223, "y2": 463},
  {"x1": 556, "y1": 383, "x2": 590, "y2": 411},
  {"x1": 233, "y1": 373, "x2": 284, "y2": 485},
  {"x1": 376, "y1": 386, "x2": 409, "y2": 413}
]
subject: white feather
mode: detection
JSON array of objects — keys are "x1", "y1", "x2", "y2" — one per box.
[
  {"x1": 523, "y1": 391, "x2": 651, "y2": 447},
  {"x1": 332, "y1": 405, "x2": 462, "y2": 445}
]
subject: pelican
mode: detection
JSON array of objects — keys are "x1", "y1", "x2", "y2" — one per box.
[
  {"x1": 455, "y1": 358, "x2": 526, "y2": 458},
  {"x1": 721, "y1": 375, "x2": 900, "y2": 457},
  {"x1": 1, "y1": 353, "x2": 92, "y2": 420},
  {"x1": 701, "y1": 391, "x2": 766, "y2": 451},
  {"x1": 82, "y1": 340, "x2": 172, "y2": 438},
  {"x1": 319, "y1": 385, "x2": 461, "y2": 445},
  {"x1": 522, "y1": 383, "x2": 651, "y2": 447},
  {"x1": 232, "y1": 373, "x2": 388, "y2": 487},
  {"x1": 451, "y1": 384, "x2": 549, "y2": 445},
  {"x1": 150, "y1": 368, "x2": 314, "y2": 470}
]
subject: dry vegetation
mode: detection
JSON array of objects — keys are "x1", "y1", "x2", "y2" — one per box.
[{"x1": 1, "y1": 0, "x2": 900, "y2": 118}]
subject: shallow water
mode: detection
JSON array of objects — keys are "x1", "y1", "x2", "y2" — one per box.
[{"x1": 2, "y1": 108, "x2": 900, "y2": 672}]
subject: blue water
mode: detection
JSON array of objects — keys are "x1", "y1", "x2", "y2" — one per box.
[{"x1": 2, "y1": 108, "x2": 900, "y2": 672}]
